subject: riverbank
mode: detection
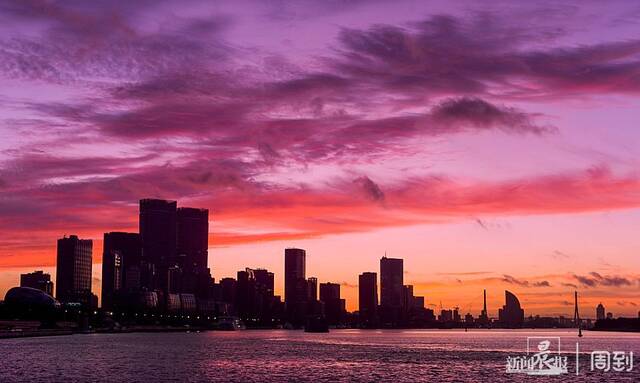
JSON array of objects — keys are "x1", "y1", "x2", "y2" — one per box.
[
  {"x1": 0, "y1": 328, "x2": 73, "y2": 339},
  {"x1": 95, "y1": 325, "x2": 211, "y2": 334},
  {"x1": 0, "y1": 323, "x2": 213, "y2": 339}
]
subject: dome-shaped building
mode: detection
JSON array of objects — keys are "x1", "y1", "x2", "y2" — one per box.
[{"x1": 3, "y1": 286, "x2": 61, "y2": 320}]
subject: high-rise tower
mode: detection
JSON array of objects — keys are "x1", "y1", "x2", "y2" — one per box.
[
  {"x1": 284, "y1": 248, "x2": 306, "y2": 305},
  {"x1": 101, "y1": 232, "x2": 141, "y2": 310},
  {"x1": 284, "y1": 248, "x2": 307, "y2": 324},
  {"x1": 359, "y1": 272, "x2": 378, "y2": 326},
  {"x1": 380, "y1": 256, "x2": 403, "y2": 309},
  {"x1": 596, "y1": 303, "x2": 605, "y2": 321},
  {"x1": 56, "y1": 235, "x2": 93, "y2": 306},
  {"x1": 177, "y1": 207, "x2": 210, "y2": 297},
  {"x1": 176, "y1": 207, "x2": 209, "y2": 271},
  {"x1": 139, "y1": 199, "x2": 177, "y2": 291}
]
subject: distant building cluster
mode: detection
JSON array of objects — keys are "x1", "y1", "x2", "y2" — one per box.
[
  {"x1": 99, "y1": 199, "x2": 217, "y2": 316},
  {"x1": 3, "y1": 198, "x2": 638, "y2": 330}
]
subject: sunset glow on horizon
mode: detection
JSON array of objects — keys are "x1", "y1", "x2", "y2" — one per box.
[{"x1": 1, "y1": 0, "x2": 639, "y2": 318}]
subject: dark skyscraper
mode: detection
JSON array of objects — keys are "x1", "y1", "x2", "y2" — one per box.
[
  {"x1": 101, "y1": 232, "x2": 141, "y2": 310},
  {"x1": 359, "y1": 272, "x2": 378, "y2": 325},
  {"x1": 596, "y1": 303, "x2": 605, "y2": 321},
  {"x1": 380, "y1": 256, "x2": 403, "y2": 308},
  {"x1": 252, "y1": 268, "x2": 275, "y2": 296},
  {"x1": 176, "y1": 207, "x2": 209, "y2": 271},
  {"x1": 320, "y1": 282, "x2": 344, "y2": 325},
  {"x1": 319, "y1": 282, "x2": 340, "y2": 302},
  {"x1": 284, "y1": 248, "x2": 307, "y2": 324},
  {"x1": 307, "y1": 277, "x2": 318, "y2": 301},
  {"x1": 402, "y1": 284, "x2": 415, "y2": 311},
  {"x1": 236, "y1": 269, "x2": 253, "y2": 319},
  {"x1": 176, "y1": 207, "x2": 211, "y2": 297},
  {"x1": 220, "y1": 277, "x2": 237, "y2": 305},
  {"x1": 20, "y1": 270, "x2": 54, "y2": 296},
  {"x1": 236, "y1": 268, "x2": 276, "y2": 324},
  {"x1": 306, "y1": 277, "x2": 321, "y2": 316},
  {"x1": 56, "y1": 235, "x2": 93, "y2": 304},
  {"x1": 379, "y1": 256, "x2": 404, "y2": 325},
  {"x1": 167, "y1": 266, "x2": 183, "y2": 294},
  {"x1": 498, "y1": 290, "x2": 524, "y2": 327},
  {"x1": 139, "y1": 199, "x2": 177, "y2": 290},
  {"x1": 414, "y1": 296, "x2": 424, "y2": 309},
  {"x1": 284, "y1": 248, "x2": 306, "y2": 305}
]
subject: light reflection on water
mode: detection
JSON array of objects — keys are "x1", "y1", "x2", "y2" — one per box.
[{"x1": 1, "y1": 329, "x2": 638, "y2": 382}]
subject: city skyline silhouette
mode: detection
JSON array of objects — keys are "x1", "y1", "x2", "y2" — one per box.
[
  {"x1": 1, "y1": 2, "x2": 640, "y2": 382},
  {"x1": 3, "y1": 198, "x2": 632, "y2": 325},
  {"x1": 1, "y1": 0, "x2": 640, "y2": 320}
]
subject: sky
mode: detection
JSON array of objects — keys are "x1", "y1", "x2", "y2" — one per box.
[{"x1": 0, "y1": 0, "x2": 639, "y2": 318}]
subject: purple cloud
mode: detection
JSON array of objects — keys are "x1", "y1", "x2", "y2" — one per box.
[
  {"x1": 354, "y1": 176, "x2": 385, "y2": 203},
  {"x1": 2, "y1": 3, "x2": 640, "y2": 272},
  {"x1": 430, "y1": 97, "x2": 554, "y2": 135},
  {"x1": 502, "y1": 274, "x2": 529, "y2": 287},
  {"x1": 573, "y1": 272, "x2": 633, "y2": 288},
  {"x1": 333, "y1": 14, "x2": 640, "y2": 98}
]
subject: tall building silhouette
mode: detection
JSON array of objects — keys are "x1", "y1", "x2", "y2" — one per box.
[
  {"x1": 305, "y1": 277, "x2": 323, "y2": 316},
  {"x1": 596, "y1": 303, "x2": 605, "y2": 320},
  {"x1": 176, "y1": 207, "x2": 209, "y2": 271},
  {"x1": 236, "y1": 269, "x2": 253, "y2": 319},
  {"x1": 402, "y1": 285, "x2": 415, "y2": 311},
  {"x1": 380, "y1": 256, "x2": 403, "y2": 325},
  {"x1": 56, "y1": 235, "x2": 93, "y2": 305},
  {"x1": 252, "y1": 268, "x2": 275, "y2": 295},
  {"x1": 414, "y1": 296, "x2": 424, "y2": 309},
  {"x1": 284, "y1": 248, "x2": 306, "y2": 303},
  {"x1": 176, "y1": 207, "x2": 211, "y2": 297},
  {"x1": 320, "y1": 282, "x2": 344, "y2": 325},
  {"x1": 20, "y1": 270, "x2": 53, "y2": 296},
  {"x1": 235, "y1": 267, "x2": 278, "y2": 324},
  {"x1": 498, "y1": 290, "x2": 524, "y2": 327},
  {"x1": 252, "y1": 268, "x2": 276, "y2": 323},
  {"x1": 478, "y1": 289, "x2": 489, "y2": 325},
  {"x1": 358, "y1": 272, "x2": 378, "y2": 326},
  {"x1": 167, "y1": 265, "x2": 183, "y2": 294},
  {"x1": 139, "y1": 199, "x2": 177, "y2": 291},
  {"x1": 319, "y1": 282, "x2": 340, "y2": 301},
  {"x1": 284, "y1": 248, "x2": 307, "y2": 324},
  {"x1": 307, "y1": 277, "x2": 318, "y2": 302},
  {"x1": 380, "y1": 256, "x2": 403, "y2": 308},
  {"x1": 101, "y1": 232, "x2": 141, "y2": 310},
  {"x1": 220, "y1": 277, "x2": 237, "y2": 305}
]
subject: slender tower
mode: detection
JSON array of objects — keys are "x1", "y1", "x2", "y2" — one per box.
[
  {"x1": 573, "y1": 291, "x2": 580, "y2": 325},
  {"x1": 479, "y1": 289, "x2": 488, "y2": 325},
  {"x1": 574, "y1": 291, "x2": 583, "y2": 337},
  {"x1": 483, "y1": 289, "x2": 487, "y2": 316}
]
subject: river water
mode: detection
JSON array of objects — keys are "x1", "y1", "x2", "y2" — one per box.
[{"x1": 1, "y1": 329, "x2": 638, "y2": 382}]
